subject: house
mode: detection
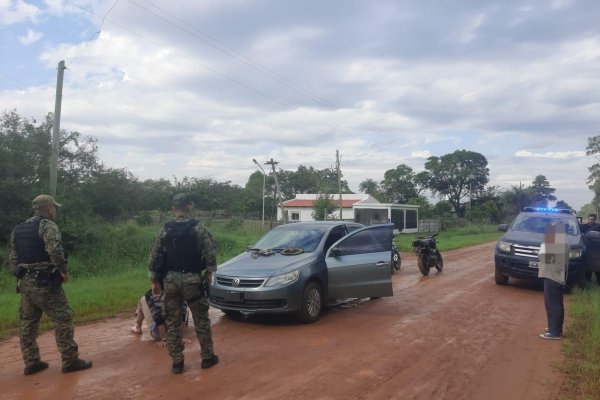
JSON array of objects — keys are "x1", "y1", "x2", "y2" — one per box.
[{"x1": 278, "y1": 194, "x2": 419, "y2": 233}]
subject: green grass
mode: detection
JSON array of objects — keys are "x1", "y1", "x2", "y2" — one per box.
[
  {"x1": 396, "y1": 224, "x2": 503, "y2": 252},
  {"x1": 560, "y1": 286, "x2": 600, "y2": 399}
]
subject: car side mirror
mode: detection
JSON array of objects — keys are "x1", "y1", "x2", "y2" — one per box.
[
  {"x1": 329, "y1": 247, "x2": 341, "y2": 257},
  {"x1": 497, "y1": 224, "x2": 508, "y2": 232}
]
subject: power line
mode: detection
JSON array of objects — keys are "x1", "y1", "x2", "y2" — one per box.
[
  {"x1": 126, "y1": 0, "x2": 403, "y2": 146},
  {"x1": 61, "y1": 0, "x2": 403, "y2": 154}
]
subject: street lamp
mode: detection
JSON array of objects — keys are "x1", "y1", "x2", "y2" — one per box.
[{"x1": 252, "y1": 159, "x2": 266, "y2": 228}]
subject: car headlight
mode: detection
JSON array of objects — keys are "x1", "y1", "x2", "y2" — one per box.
[
  {"x1": 265, "y1": 270, "x2": 300, "y2": 287},
  {"x1": 570, "y1": 248, "x2": 583, "y2": 260},
  {"x1": 497, "y1": 241, "x2": 511, "y2": 253}
]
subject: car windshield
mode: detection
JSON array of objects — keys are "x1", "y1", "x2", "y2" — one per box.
[
  {"x1": 252, "y1": 227, "x2": 328, "y2": 253},
  {"x1": 511, "y1": 214, "x2": 579, "y2": 236}
]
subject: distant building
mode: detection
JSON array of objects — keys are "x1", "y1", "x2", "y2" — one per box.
[{"x1": 278, "y1": 193, "x2": 419, "y2": 233}]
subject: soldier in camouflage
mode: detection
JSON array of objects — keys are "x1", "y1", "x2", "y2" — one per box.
[
  {"x1": 9, "y1": 195, "x2": 92, "y2": 375},
  {"x1": 149, "y1": 193, "x2": 219, "y2": 374}
]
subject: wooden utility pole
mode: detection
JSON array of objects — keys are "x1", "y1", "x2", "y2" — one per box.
[
  {"x1": 266, "y1": 158, "x2": 288, "y2": 223},
  {"x1": 336, "y1": 150, "x2": 342, "y2": 220},
  {"x1": 50, "y1": 60, "x2": 66, "y2": 196}
]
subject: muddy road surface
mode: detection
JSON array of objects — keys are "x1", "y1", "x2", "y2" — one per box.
[{"x1": 0, "y1": 242, "x2": 565, "y2": 399}]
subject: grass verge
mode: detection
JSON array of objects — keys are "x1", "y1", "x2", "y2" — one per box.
[
  {"x1": 560, "y1": 286, "x2": 600, "y2": 399},
  {"x1": 396, "y1": 224, "x2": 503, "y2": 252}
]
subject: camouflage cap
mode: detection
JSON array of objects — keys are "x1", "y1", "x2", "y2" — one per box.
[
  {"x1": 32, "y1": 194, "x2": 62, "y2": 209},
  {"x1": 172, "y1": 193, "x2": 194, "y2": 209}
]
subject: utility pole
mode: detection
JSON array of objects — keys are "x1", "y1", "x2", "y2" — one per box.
[
  {"x1": 336, "y1": 150, "x2": 342, "y2": 220},
  {"x1": 266, "y1": 158, "x2": 288, "y2": 223},
  {"x1": 50, "y1": 60, "x2": 66, "y2": 197},
  {"x1": 252, "y1": 159, "x2": 266, "y2": 228}
]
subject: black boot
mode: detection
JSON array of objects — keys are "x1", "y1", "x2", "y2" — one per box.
[
  {"x1": 62, "y1": 358, "x2": 93, "y2": 373},
  {"x1": 201, "y1": 354, "x2": 219, "y2": 369},
  {"x1": 24, "y1": 361, "x2": 49, "y2": 375},
  {"x1": 172, "y1": 361, "x2": 184, "y2": 374}
]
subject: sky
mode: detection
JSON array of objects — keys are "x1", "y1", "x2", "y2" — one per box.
[{"x1": 1, "y1": 0, "x2": 600, "y2": 211}]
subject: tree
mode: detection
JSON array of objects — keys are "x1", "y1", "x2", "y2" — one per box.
[
  {"x1": 379, "y1": 164, "x2": 418, "y2": 204},
  {"x1": 0, "y1": 110, "x2": 102, "y2": 239},
  {"x1": 278, "y1": 165, "x2": 351, "y2": 200},
  {"x1": 554, "y1": 200, "x2": 573, "y2": 212},
  {"x1": 529, "y1": 175, "x2": 557, "y2": 207},
  {"x1": 424, "y1": 150, "x2": 489, "y2": 217},
  {"x1": 413, "y1": 171, "x2": 431, "y2": 196},
  {"x1": 313, "y1": 193, "x2": 336, "y2": 221},
  {"x1": 358, "y1": 178, "x2": 380, "y2": 197}
]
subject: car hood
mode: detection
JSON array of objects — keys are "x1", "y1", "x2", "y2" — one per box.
[
  {"x1": 217, "y1": 251, "x2": 319, "y2": 277},
  {"x1": 500, "y1": 230, "x2": 582, "y2": 247}
]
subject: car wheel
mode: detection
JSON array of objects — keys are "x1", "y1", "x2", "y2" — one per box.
[
  {"x1": 297, "y1": 281, "x2": 322, "y2": 323},
  {"x1": 417, "y1": 256, "x2": 430, "y2": 276},
  {"x1": 392, "y1": 251, "x2": 401, "y2": 271},
  {"x1": 434, "y1": 251, "x2": 443, "y2": 271},
  {"x1": 494, "y1": 265, "x2": 509, "y2": 285}
]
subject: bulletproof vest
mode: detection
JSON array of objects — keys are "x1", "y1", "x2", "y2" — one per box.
[
  {"x1": 164, "y1": 219, "x2": 206, "y2": 273},
  {"x1": 13, "y1": 217, "x2": 51, "y2": 265}
]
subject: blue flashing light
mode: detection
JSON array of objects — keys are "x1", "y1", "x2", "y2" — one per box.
[{"x1": 523, "y1": 207, "x2": 571, "y2": 214}]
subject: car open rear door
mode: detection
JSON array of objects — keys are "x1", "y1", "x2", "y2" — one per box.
[{"x1": 325, "y1": 224, "x2": 394, "y2": 299}]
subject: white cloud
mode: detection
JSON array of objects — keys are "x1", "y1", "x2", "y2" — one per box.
[
  {"x1": 18, "y1": 27, "x2": 41, "y2": 45},
  {"x1": 0, "y1": 0, "x2": 41, "y2": 25},
  {"x1": 514, "y1": 150, "x2": 586, "y2": 159},
  {"x1": 411, "y1": 151, "x2": 432, "y2": 159}
]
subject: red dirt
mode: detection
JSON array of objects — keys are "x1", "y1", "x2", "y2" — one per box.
[{"x1": 0, "y1": 243, "x2": 565, "y2": 399}]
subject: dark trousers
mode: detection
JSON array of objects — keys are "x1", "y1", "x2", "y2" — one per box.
[{"x1": 543, "y1": 278, "x2": 564, "y2": 336}]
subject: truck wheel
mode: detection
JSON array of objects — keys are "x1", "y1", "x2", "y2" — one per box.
[
  {"x1": 297, "y1": 282, "x2": 322, "y2": 323},
  {"x1": 418, "y1": 256, "x2": 430, "y2": 276},
  {"x1": 495, "y1": 266, "x2": 509, "y2": 285}
]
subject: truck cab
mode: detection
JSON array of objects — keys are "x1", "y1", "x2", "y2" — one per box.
[{"x1": 494, "y1": 207, "x2": 584, "y2": 286}]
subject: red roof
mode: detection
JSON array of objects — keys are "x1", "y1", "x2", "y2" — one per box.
[{"x1": 282, "y1": 199, "x2": 359, "y2": 208}]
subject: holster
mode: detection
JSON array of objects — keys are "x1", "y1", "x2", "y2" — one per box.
[{"x1": 13, "y1": 266, "x2": 26, "y2": 279}]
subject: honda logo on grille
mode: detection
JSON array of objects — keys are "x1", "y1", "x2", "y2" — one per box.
[{"x1": 232, "y1": 278, "x2": 240, "y2": 287}]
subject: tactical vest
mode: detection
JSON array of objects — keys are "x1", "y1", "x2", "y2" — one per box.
[
  {"x1": 13, "y1": 217, "x2": 51, "y2": 265},
  {"x1": 164, "y1": 219, "x2": 206, "y2": 273}
]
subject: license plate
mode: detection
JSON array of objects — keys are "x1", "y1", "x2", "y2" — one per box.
[
  {"x1": 528, "y1": 261, "x2": 539, "y2": 268},
  {"x1": 224, "y1": 291, "x2": 242, "y2": 301}
]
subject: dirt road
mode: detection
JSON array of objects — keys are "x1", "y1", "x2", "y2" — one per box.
[{"x1": 0, "y1": 242, "x2": 565, "y2": 399}]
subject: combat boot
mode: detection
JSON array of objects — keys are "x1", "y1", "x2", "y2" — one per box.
[
  {"x1": 24, "y1": 361, "x2": 49, "y2": 375},
  {"x1": 201, "y1": 354, "x2": 219, "y2": 369},
  {"x1": 172, "y1": 361, "x2": 184, "y2": 374},
  {"x1": 62, "y1": 358, "x2": 93, "y2": 373}
]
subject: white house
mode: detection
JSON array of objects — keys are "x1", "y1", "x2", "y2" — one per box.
[{"x1": 277, "y1": 194, "x2": 419, "y2": 233}]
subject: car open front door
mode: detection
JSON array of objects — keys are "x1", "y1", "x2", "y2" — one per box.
[{"x1": 326, "y1": 224, "x2": 394, "y2": 299}]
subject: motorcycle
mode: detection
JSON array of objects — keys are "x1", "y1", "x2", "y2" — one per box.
[
  {"x1": 391, "y1": 240, "x2": 401, "y2": 274},
  {"x1": 411, "y1": 233, "x2": 443, "y2": 276}
]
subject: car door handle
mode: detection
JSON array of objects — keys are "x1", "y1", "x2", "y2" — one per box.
[{"x1": 375, "y1": 261, "x2": 387, "y2": 266}]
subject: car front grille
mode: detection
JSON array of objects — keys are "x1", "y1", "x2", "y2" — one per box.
[
  {"x1": 210, "y1": 296, "x2": 287, "y2": 310},
  {"x1": 512, "y1": 244, "x2": 540, "y2": 259},
  {"x1": 216, "y1": 276, "x2": 265, "y2": 288}
]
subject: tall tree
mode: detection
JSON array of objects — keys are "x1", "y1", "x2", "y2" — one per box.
[
  {"x1": 380, "y1": 164, "x2": 418, "y2": 203},
  {"x1": 529, "y1": 175, "x2": 556, "y2": 207},
  {"x1": 358, "y1": 178, "x2": 380, "y2": 197},
  {"x1": 424, "y1": 150, "x2": 489, "y2": 217},
  {"x1": 278, "y1": 165, "x2": 350, "y2": 199}
]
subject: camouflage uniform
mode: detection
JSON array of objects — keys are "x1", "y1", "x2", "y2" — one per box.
[
  {"x1": 149, "y1": 216, "x2": 217, "y2": 364},
  {"x1": 9, "y1": 216, "x2": 79, "y2": 369}
]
